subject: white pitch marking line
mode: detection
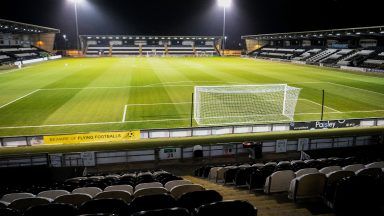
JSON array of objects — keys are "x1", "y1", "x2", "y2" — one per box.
[
  {"x1": 301, "y1": 99, "x2": 342, "y2": 113},
  {"x1": 122, "y1": 105, "x2": 128, "y2": 122},
  {"x1": 1, "y1": 109, "x2": 384, "y2": 130},
  {"x1": 38, "y1": 82, "x2": 329, "y2": 91},
  {"x1": 0, "y1": 89, "x2": 40, "y2": 110},
  {"x1": 126, "y1": 102, "x2": 191, "y2": 106},
  {"x1": 326, "y1": 82, "x2": 384, "y2": 96}
]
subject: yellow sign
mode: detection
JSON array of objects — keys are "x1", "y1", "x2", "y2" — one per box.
[{"x1": 44, "y1": 131, "x2": 140, "y2": 145}]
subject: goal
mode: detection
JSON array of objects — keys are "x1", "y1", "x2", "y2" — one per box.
[{"x1": 193, "y1": 84, "x2": 301, "y2": 125}]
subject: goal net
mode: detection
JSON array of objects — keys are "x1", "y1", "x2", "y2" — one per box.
[{"x1": 194, "y1": 84, "x2": 301, "y2": 125}]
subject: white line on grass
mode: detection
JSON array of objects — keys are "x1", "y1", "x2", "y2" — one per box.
[
  {"x1": 38, "y1": 81, "x2": 329, "y2": 91},
  {"x1": 1, "y1": 110, "x2": 384, "y2": 130},
  {"x1": 301, "y1": 99, "x2": 342, "y2": 113},
  {"x1": 122, "y1": 105, "x2": 128, "y2": 122},
  {"x1": 126, "y1": 102, "x2": 191, "y2": 106},
  {"x1": 326, "y1": 82, "x2": 384, "y2": 96},
  {"x1": 0, "y1": 89, "x2": 40, "y2": 110}
]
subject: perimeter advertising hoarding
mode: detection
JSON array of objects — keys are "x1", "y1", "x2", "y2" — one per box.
[
  {"x1": 289, "y1": 119, "x2": 361, "y2": 131},
  {"x1": 44, "y1": 131, "x2": 140, "y2": 145}
]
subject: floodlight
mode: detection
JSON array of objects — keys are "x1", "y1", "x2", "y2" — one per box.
[
  {"x1": 69, "y1": 0, "x2": 84, "y2": 4},
  {"x1": 218, "y1": 0, "x2": 232, "y2": 8}
]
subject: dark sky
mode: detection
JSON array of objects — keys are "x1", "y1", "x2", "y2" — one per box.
[{"x1": 1, "y1": 0, "x2": 383, "y2": 49}]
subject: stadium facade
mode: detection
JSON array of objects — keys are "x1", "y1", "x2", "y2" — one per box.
[{"x1": 80, "y1": 35, "x2": 222, "y2": 56}]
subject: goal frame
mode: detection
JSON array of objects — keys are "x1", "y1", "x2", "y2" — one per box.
[{"x1": 193, "y1": 84, "x2": 300, "y2": 126}]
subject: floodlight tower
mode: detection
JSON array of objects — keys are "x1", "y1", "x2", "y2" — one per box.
[
  {"x1": 69, "y1": 0, "x2": 83, "y2": 50},
  {"x1": 218, "y1": 0, "x2": 231, "y2": 56}
]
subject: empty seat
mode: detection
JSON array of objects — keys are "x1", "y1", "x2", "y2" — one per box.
[
  {"x1": 323, "y1": 170, "x2": 355, "y2": 205},
  {"x1": 1, "y1": 193, "x2": 35, "y2": 203},
  {"x1": 196, "y1": 200, "x2": 257, "y2": 216},
  {"x1": 170, "y1": 184, "x2": 205, "y2": 199},
  {"x1": 342, "y1": 164, "x2": 365, "y2": 172},
  {"x1": 94, "y1": 190, "x2": 132, "y2": 202},
  {"x1": 72, "y1": 187, "x2": 102, "y2": 198},
  {"x1": 0, "y1": 208, "x2": 20, "y2": 216},
  {"x1": 208, "y1": 167, "x2": 221, "y2": 181},
  {"x1": 177, "y1": 190, "x2": 223, "y2": 210},
  {"x1": 223, "y1": 168, "x2": 240, "y2": 184},
  {"x1": 264, "y1": 170, "x2": 295, "y2": 194},
  {"x1": 8, "y1": 197, "x2": 51, "y2": 212},
  {"x1": 24, "y1": 203, "x2": 77, "y2": 216},
  {"x1": 133, "y1": 187, "x2": 168, "y2": 198},
  {"x1": 37, "y1": 190, "x2": 70, "y2": 200},
  {"x1": 104, "y1": 185, "x2": 133, "y2": 194},
  {"x1": 333, "y1": 175, "x2": 381, "y2": 215},
  {"x1": 366, "y1": 161, "x2": 384, "y2": 169},
  {"x1": 164, "y1": 180, "x2": 191, "y2": 191},
  {"x1": 79, "y1": 198, "x2": 127, "y2": 215},
  {"x1": 356, "y1": 167, "x2": 384, "y2": 179},
  {"x1": 135, "y1": 182, "x2": 163, "y2": 191},
  {"x1": 288, "y1": 173, "x2": 326, "y2": 201},
  {"x1": 291, "y1": 160, "x2": 308, "y2": 172},
  {"x1": 131, "y1": 207, "x2": 190, "y2": 216},
  {"x1": 122, "y1": 194, "x2": 177, "y2": 215},
  {"x1": 54, "y1": 193, "x2": 92, "y2": 207},
  {"x1": 319, "y1": 166, "x2": 341, "y2": 175},
  {"x1": 216, "y1": 166, "x2": 235, "y2": 182},
  {"x1": 295, "y1": 168, "x2": 318, "y2": 178}
]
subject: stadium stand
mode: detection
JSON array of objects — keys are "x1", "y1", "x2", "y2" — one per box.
[
  {"x1": 243, "y1": 26, "x2": 384, "y2": 71},
  {"x1": 194, "y1": 145, "x2": 384, "y2": 215},
  {"x1": 81, "y1": 35, "x2": 221, "y2": 57},
  {"x1": 0, "y1": 170, "x2": 257, "y2": 216}
]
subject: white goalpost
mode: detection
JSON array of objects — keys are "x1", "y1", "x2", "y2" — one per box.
[{"x1": 193, "y1": 84, "x2": 301, "y2": 125}]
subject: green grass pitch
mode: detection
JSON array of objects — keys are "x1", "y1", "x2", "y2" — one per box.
[{"x1": 0, "y1": 57, "x2": 383, "y2": 137}]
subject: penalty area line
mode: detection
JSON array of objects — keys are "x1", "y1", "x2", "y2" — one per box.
[
  {"x1": 301, "y1": 99, "x2": 341, "y2": 113},
  {"x1": 0, "y1": 89, "x2": 40, "y2": 110},
  {"x1": 122, "y1": 105, "x2": 128, "y2": 122}
]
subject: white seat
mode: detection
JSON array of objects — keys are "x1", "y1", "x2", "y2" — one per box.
[
  {"x1": 365, "y1": 161, "x2": 384, "y2": 169},
  {"x1": 342, "y1": 164, "x2": 365, "y2": 172},
  {"x1": 135, "y1": 182, "x2": 163, "y2": 191},
  {"x1": 38, "y1": 190, "x2": 70, "y2": 200},
  {"x1": 164, "y1": 180, "x2": 192, "y2": 191},
  {"x1": 295, "y1": 168, "x2": 318, "y2": 178},
  {"x1": 133, "y1": 187, "x2": 168, "y2": 198},
  {"x1": 72, "y1": 187, "x2": 102, "y2": 198},
  {"x1": 104, "y1": 185, "x2": 133, "y2": 194},
  {"x1": 1, "y1": 193, "x2": 35, "y2": 203},
  {"x1": 170, "y1": 184, "x2": 205, "y2": 199},
  {"x1": 208, "y1": 167, "x2": 221, "y2": 181},
  {"x1": 319, "y1": 166, "x2": 342, "y2": 175},
  {"x1": 264, "y1": 170, "x2": 295, "y2": 194},
  {"x1": 288, "y1": 173, "x2": 326, "y2": 201}
]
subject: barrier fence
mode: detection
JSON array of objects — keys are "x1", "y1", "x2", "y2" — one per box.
[
  {"x1": 0, "y1": 133, "x2": 380, "y2": 168},
  {"x1": 1, "y1": 117, "x2": 383, "y2": 147}
]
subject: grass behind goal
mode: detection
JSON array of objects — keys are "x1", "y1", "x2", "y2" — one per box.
[{"x1": 0, "y1": 57, "x2": 383, "y2": 137}]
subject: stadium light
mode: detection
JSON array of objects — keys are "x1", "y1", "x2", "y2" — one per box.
[
  {"x1": 68, "y1": 0, "x2": 84, "y2": 50},
  {"x1": 217, "y1": 0, "x2": 232, "y2": 56}
]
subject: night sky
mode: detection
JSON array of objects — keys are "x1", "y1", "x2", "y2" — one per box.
[{"x1": 1, "y1": 0, "x2": 382, "y2": 49}]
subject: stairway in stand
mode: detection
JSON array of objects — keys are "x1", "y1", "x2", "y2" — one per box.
[{"x1": 184, "y1": 176, "x2": 335, "y2": 216}]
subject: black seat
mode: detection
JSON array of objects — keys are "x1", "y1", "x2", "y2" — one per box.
[
  {"x1": 333, "y1": 175, "x2": 381, "y2": 215},
  {"x1": 78, "y1": 198, "x2": 127, "y2": 215},
  {"x1": 120, "y1": 194, "x2": 177, "y2": 215},
  {"x1": 131, "y1": 207, "x2": 190, "y2": 216},
  {"x1": 224, "y1": 168, "x2": 239, "y2": 184},
  {"x1": 248, "y1": 164, "x2": 275, "y2": 190},
  {"x1": 196, "y1": 200, "x2": 257, "y2": 216},
  {"x1": 234, "y1": 167, "x2": 254, "y2": 186},
  {"x1": 0, "y1": 208, "x2": 20, "y2": 216},
  {"x1": 177, "y1": 190, "x2": 223, "y2": 211},
  {"x1": 291, "y1": 161, "x2": 308, "y2": 171},
  {"x1": 24, "y1": 203, "x2": 77, "y2": 216}
]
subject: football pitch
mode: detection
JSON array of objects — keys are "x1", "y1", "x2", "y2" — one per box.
[{"x1": 0, "y1": 57, "x2": 383, "y2": 137}]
